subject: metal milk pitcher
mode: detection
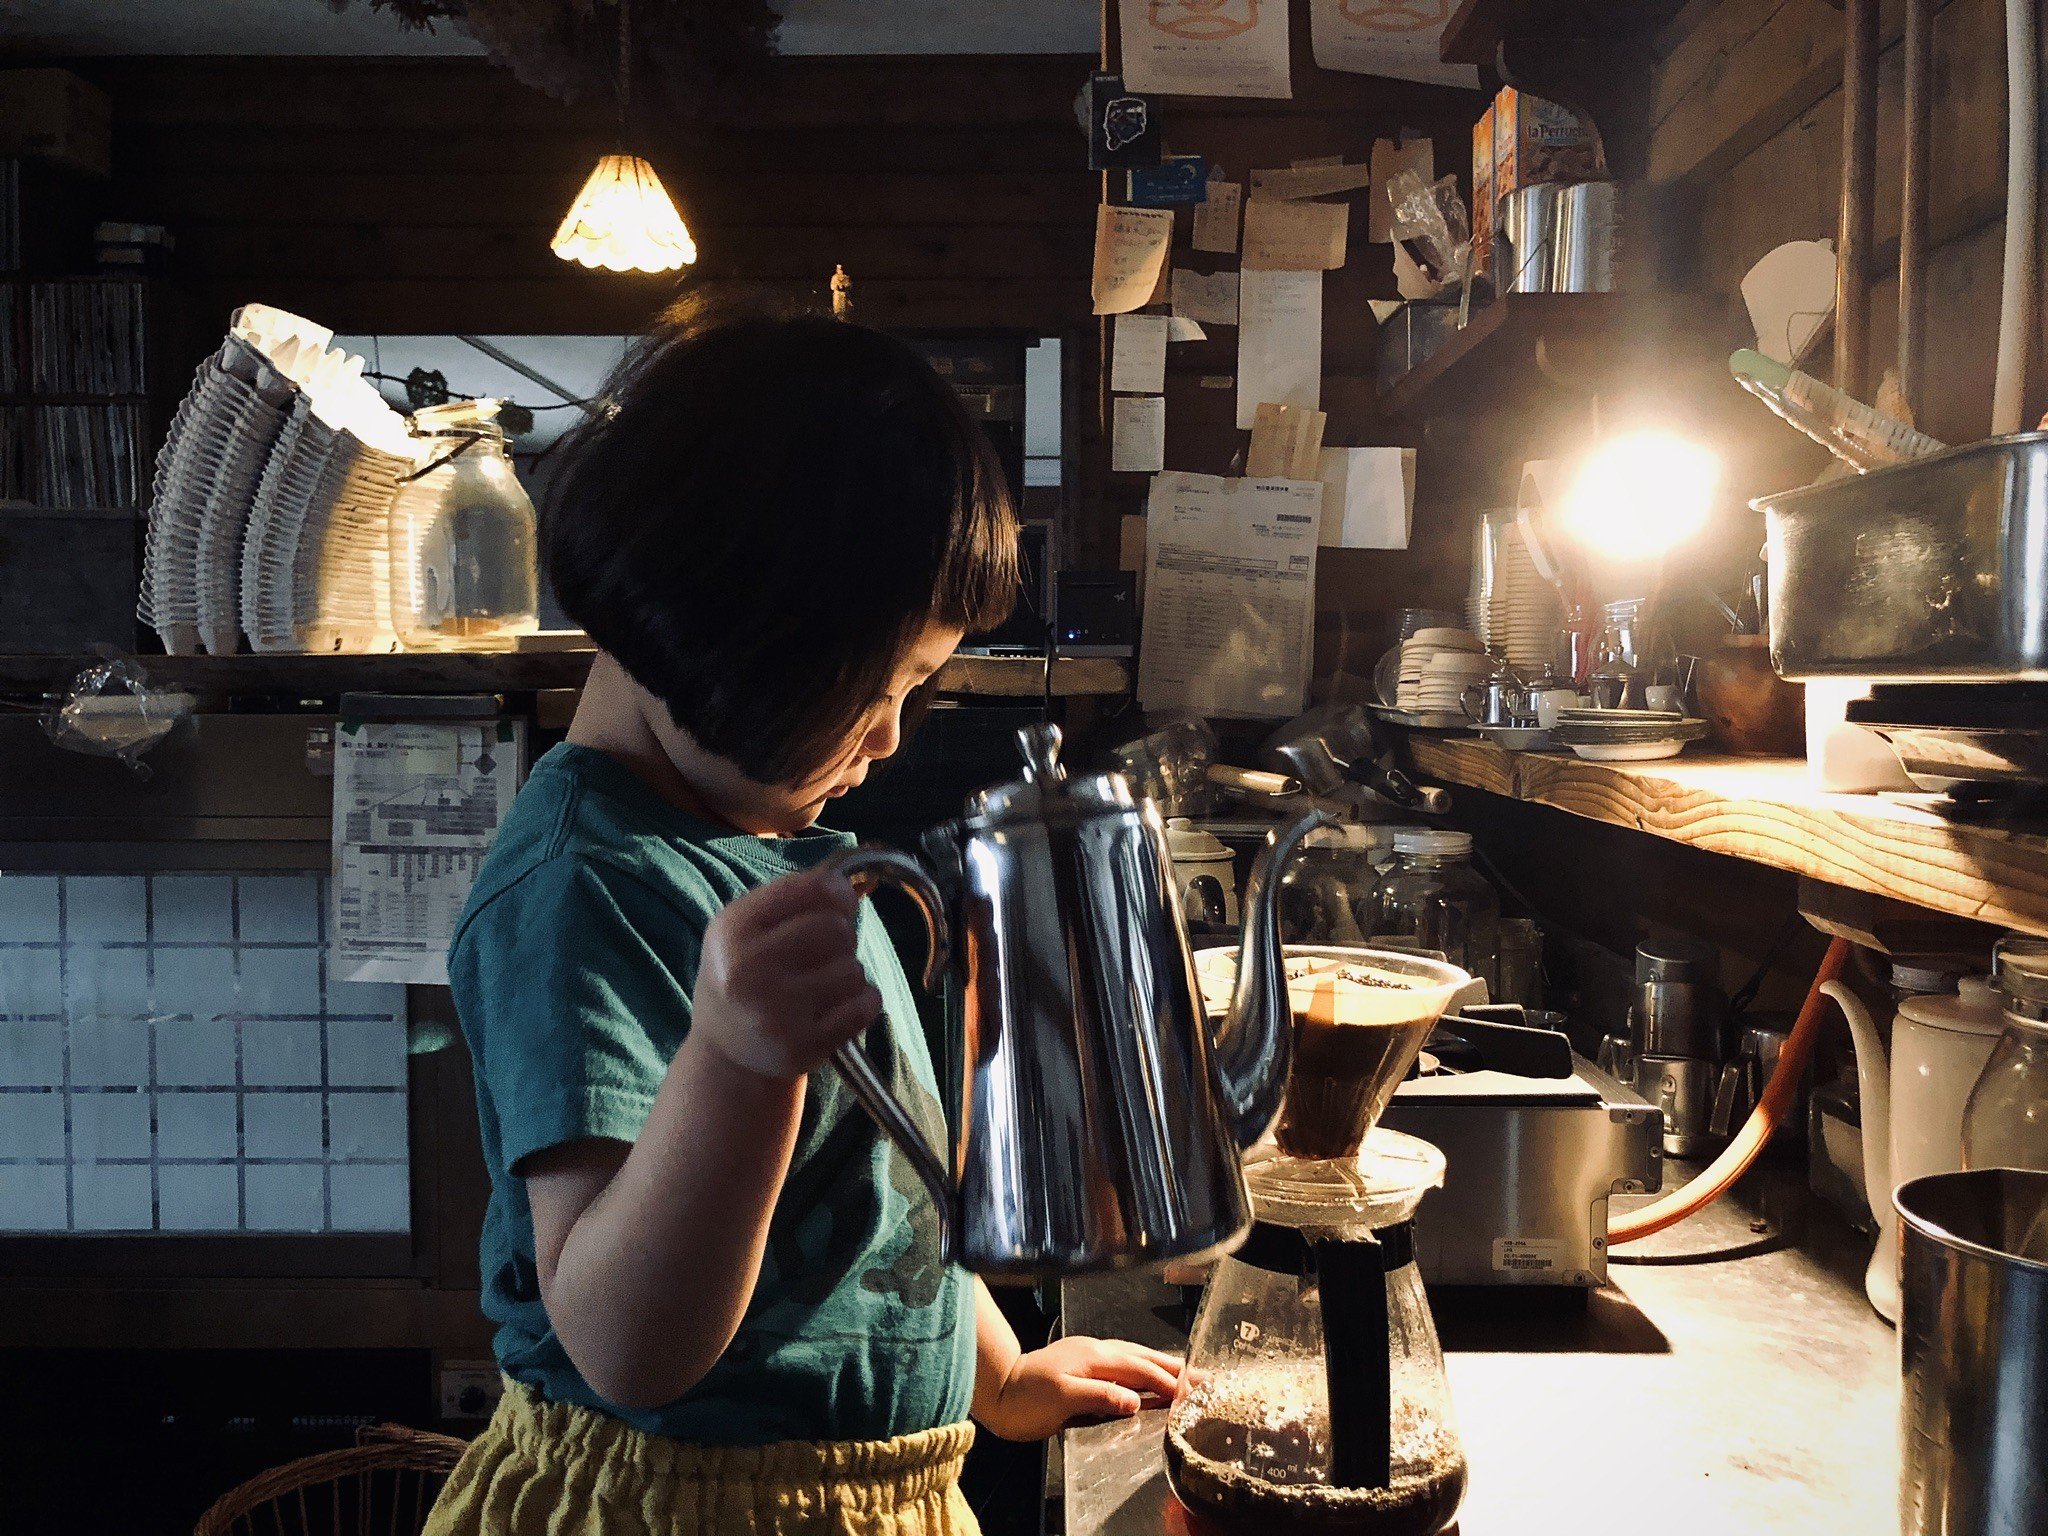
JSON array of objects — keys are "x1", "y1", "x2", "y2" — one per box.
[{"x1": 826, "y1": 723, "x2": 1325, "y2": 1279}]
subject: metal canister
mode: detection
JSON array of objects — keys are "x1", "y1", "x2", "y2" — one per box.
[
  {"x1": 1897, "y1": 1168, "x2": 2048, "y2": 1535},
  {"x1": 1631, "y1": 935, "x2": 1725, "y2": 1060},
  {"x1": 1551, "y1": 181, "x2": 1621, "y2": 292},
  {"x1": 1495, "y1": 184, "x2": 1567, "y2": 294}
]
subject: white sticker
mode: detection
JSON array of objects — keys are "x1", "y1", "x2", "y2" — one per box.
[{"x1": 1492, "y1": 1237, "x2": 1565, "y2": 1274}]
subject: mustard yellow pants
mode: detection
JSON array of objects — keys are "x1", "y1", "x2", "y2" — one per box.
[{"x1": 422, "y1": 1381, "x2": 980, "y2": 1536}]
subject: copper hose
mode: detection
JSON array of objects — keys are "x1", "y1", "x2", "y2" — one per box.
[{"x1": 1608, "y1": 936, "x2": 1852, "y2": 1245}]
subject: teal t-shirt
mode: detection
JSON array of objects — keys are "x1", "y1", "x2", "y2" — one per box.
[{"x1": 447, "y1": 742, "x2": 975, "y2": 1445}]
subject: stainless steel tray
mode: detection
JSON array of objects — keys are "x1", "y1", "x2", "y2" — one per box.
[{"x1": 1757, "y1": 432, "x2": 2048, "y2": 681}]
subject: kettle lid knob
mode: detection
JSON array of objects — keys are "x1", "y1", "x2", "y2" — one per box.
[{"x1": 1017, "y1": 723, "x2": 1066, "y2": 785}]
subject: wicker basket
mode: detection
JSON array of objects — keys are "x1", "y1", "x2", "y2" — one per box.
[{"x1": 192, "y1": 1422, "x2": 469, "y2": 1536}]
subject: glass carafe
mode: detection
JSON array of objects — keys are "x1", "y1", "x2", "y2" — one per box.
[
  {"x1": 1166, "y1": 1135, "x2": 1465, "y2": 1536},
  {"x1": 390, "y1": 399, "x2": 539, "y2": 651},
  {"x1": 1279, "y1": 825, "x2": 1402, "y2": 947}
]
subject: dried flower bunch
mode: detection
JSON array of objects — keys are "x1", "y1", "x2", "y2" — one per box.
[{"x1": 325, "y1": 0, "x2": 779, "y2": 117}]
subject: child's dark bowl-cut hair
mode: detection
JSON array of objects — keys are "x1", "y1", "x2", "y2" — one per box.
[{"x1": 543, "y1": 302, "x2": 1019, "y2": 786}]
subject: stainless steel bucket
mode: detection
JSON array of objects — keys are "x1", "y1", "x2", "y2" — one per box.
[{"x1": 1897, "y1": 1168, "x2": 2048, "y2": 1535}]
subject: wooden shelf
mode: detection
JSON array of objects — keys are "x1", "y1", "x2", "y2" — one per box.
[
  {"x1": 0, "y1": 649, "x2": 1132, "y2": 701},
  {"x1": 1376, "y1": 291, "x2": 1715, "y2": 421},
  {"x1": 1406, "y1": 737, "x2": 2048, "y2": 936},
  {"x1": 1440, "y1": 0, "x2": 1689, "y2": 66}
]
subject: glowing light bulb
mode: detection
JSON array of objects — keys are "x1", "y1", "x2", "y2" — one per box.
[
  {"x1": 551, "y1": 154, "x2": 697, "y2": 274},
  {"x1": 1562, "y1": 430, "x2": 1720, "y2": 560}
]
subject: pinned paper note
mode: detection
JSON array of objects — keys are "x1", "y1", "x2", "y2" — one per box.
[
  {"x1": 1243, "y1": 198, "x2": 1349, "y2": 270},
  {"x1": 1092, "y1": 204, "x2": 1176, "y2": 315},
  {"x1": 1111, "y1": 313, "x2": 1170, "y2": 394},
  {"x1": 1246, "y1": 402, "x2": 1327, "y2": 479},
  {"x1": 1237, "y1": 269, "x2": 1322, "y2": 429},
  {"x1": 1369, "y1": 138, "x2": 1433, "y2": 244},
  {"x1": 1192, "y1": 179, "x2": 1244, "y2": 253},
  {"x1": 1172, "y1": 268, "x2": 1241, "y2": 326},
  {"x1": 1316, "y1": 446, "x2": 1415, "y2": 549},
  {"x1": 1112, "y1": 396, "x2": 1167, "y2": 473},
  {"x1": 1118, "y1": 0, "x2": 1291, "y2": 100},
  {"x1": 1168, "y1": 316, "x2": 1208, "y2": 342},
  {"x1": 1138, "y1": 472, "x2": 1322, "y2": 718},
  {"x1": 1309, "y1": 0, "x2": 1479, "y2": 89},
  {"x1": 1250, "y1": 162, "x2": 1375, "y2": 200},
  {"x1": 1743, "y1": 239, "x2": 1837, "y2": 365}
]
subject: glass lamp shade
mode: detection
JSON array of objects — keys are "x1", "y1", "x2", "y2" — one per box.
[{"x1": 551, "y1": 154, "x2": 697, "y2": 273}]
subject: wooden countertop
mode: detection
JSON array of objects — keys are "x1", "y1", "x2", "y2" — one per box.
[{"x1": 1405, "y1": 736, "x2": 2048, "y2": 936}]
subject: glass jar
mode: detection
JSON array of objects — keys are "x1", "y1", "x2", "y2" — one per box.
[
  {"x1": 1280, "y1": 824, "x2": 1403, "y2": 946},
  {"x1": 1368, "y1": 830, "x2": 1500, "y2": 995},
  {"x1": 1962, "y1": 936, "x2": 2048, "y2": 1172},
  {"x1": 390, "y1": 399, "x2": 539, "y2": 651}
]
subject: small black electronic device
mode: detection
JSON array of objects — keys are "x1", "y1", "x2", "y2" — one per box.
[{"x1": 1053, "y1": 571, "x2": 1137, "y2": 658}]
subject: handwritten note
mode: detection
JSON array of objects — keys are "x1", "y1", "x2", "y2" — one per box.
[
  {"x1": 1092, "y1": 204, "x2": 1176, "y2": 316},
  {"x1": 1243, "y1": 198, "x2": 1349, "y2": 270},
  {"x1": 1111, "y1": 313, "x2": 1169, "y2": 394},
  {"x1": 1138, "y1": 472, "x2": 1322, "y2": 718},
  {"x1": 1112, "y1": 396, "x2": 1167, "y2": 473},
  {"x1": 1118, "y1": 0, "x2": 1291, "y2": 99},
  {"x1": 1237, "y1": 269, "x2": 1322, "y2": 429},
  {"x1": 1249, "y1": 162, "x2": 1375, "y2": 200},
  {"x1": 1309, "y1": 0, "x2": 1479, "y2": 89},
  {"x1": 1192, "y1": 179, "x2": 1244, "y2": 253},
  {"x1": 1171, "y1": 268, "x2": 1240, "y2": 326},
  {"x1": 1246, "y1": 403, "x2": 1327, "y2": 479}
]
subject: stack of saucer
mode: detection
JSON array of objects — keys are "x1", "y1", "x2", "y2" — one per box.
[
  {"x1": 1549, "y1": 708, "x2": 1707, "y2": 762},
  {"x1": 1395, "y1": 627, "x2": 1492, "y2": 713}
]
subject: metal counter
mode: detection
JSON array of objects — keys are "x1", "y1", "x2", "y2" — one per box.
[{"x1": 1055, "y1": 1162, "x2": 1899, "y2": 1535}]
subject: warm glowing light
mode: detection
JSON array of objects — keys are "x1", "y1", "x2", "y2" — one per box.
[
  {"x1": 1562, "y1": 431, "x2": 1720, "y2": 560},
  {"x1": 551, "y1": 154, "x2": 697, "y2": 274}
]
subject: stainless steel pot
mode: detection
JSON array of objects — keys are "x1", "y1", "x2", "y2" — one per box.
[
  {"x1": 827, "y1": 724, "x2": 1326, "y2": 1280},
  {"x1": 1898, "y1": 1168, "x2": 2048, "y2": 1535}
]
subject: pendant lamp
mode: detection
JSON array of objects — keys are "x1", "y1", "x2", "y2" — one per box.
[{"x1": 551, "y1": 0, "x2": 696, "y2": 274}]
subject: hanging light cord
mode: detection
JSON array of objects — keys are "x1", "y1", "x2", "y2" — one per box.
[{"x1": 615, "y1": 0, "x2": 633, "y2": 153}]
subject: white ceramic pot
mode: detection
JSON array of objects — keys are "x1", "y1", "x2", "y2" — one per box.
[
  {"x1": 1165, "y1": 817, "x2": 1240, "y2": 927},
  {"x1": 1829, "y1": 975, "x2": 2004, "y2": 1323}
]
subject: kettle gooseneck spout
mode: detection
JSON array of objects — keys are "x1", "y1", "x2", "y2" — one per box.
[{"x1": 1214, "y1": 809, "x2": 1331, "y2": 1148}]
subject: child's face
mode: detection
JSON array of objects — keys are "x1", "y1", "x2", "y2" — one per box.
[{"x1": 674, "y1": 620, "x2": 964, "y2": 836}]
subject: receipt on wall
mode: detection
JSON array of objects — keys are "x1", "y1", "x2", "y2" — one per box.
[
  {"x1": 331, "y1": 719, "x2": 525, "y2": 986},
  {"x1": 1137, "y1": 472, "x2": 1322, "y2": 719}
]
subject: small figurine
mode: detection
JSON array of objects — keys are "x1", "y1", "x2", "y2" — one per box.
[{"x1": 831, "y1": 263, "x2": 853, "y2": 320}]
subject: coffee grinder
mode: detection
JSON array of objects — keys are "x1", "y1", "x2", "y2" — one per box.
[{"x1": 1165, "y1": 952, "x2": 1470, "y2": 1536}]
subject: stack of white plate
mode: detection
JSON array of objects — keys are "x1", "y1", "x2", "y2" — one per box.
[
  {"x1": 1395, "y1": 627, "x2": 1492, "y2": 713},
  {"x1": 1550, "y1": 708, "x2": 1708, "y2": 762},
  {"x1": 1484, "y1": 520, "x2": 1563, "y2": 675},
  {"x1": 139, "y1": 343, "x2": 260, "y2": 655}
]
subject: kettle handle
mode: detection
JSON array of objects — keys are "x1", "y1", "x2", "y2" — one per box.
[{"x1": 819, "y1": 846, "x2": 960, "y2": 1261}]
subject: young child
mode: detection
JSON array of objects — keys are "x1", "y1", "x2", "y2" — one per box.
[{"x1": 427, "y1": 308, "x2": 1179, "y2": 1536}]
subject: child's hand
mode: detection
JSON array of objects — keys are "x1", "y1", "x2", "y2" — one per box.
[
  {"x1": 692, "y1": 868, "x2": 883, "y2": 1080},
  {"x1": 978, "y1": 1337, "x2": 1183, "y2": 1442}
]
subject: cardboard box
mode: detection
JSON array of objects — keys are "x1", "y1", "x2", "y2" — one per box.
[
  {"x1": 1493, "y1": 86, "x2": 1603, "y2": 204},
  {"x1": 0, "y1": 70, "x2": 112, "y2": 179},
  {"x1": 1471, "y1": 104, "x2": 1495, "y2": 279}
]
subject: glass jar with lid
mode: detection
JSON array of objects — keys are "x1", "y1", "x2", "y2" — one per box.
[
  {"x1": 389, "y1": 398, "x2": 540, "y2": 651},
  {"x1": 1962, "y1": 936, "x2": 2048, "y2": 1172},
  {"x1": 1279, "y1": 823, "x2": 1403, "y2": 946},
  {"x1": 1367, "y1": 830, "x2": 1500, "y2": 994}
]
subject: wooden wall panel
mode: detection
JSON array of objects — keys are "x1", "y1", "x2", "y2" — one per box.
[{"x1": 72, "y1": 55, "x2": 1099, "y2": 353}]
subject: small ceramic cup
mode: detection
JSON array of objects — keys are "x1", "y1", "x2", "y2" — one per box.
[{"x1": 1531, "y1": 687, "x2": 1580, "y2": 731}]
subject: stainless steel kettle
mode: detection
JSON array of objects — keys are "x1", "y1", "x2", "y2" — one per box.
[{"x1": 826, "y1": 723, "x2": 1325, "y2": 1279}]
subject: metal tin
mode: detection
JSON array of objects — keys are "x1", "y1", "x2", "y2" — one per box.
[
  {"x1": 1758, "y1": 432, "x2": 2048, "y2": 680},
  {"x1": 1898, "y1": 1168, "x2": 2048, "y2": 1535}
]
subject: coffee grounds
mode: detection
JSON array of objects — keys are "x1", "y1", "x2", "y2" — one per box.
[{"x1": 1164, "y1": 1363, "x2": 1464, "y2": 1536}]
